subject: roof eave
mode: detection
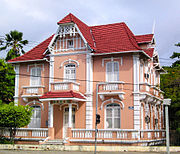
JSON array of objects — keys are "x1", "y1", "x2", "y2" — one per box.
[
  {"x1": 91, "y1": 50, "x2": 152, "y2": 59},
  {"x1": 7, "y1": 59, "x2": 46, "y2": 64},
  {"x1": 39, "y1": 97, "x2": 86, "y2": 102}
]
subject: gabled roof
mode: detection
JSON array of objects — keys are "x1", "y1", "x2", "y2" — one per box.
[
  {"x1": 144, "y1": 48, "x2": 154, "y2": 58},
  {"x1": 8, "y1": 35, "x2": 54, "y2": 63},
  {"x1": 135, "y1": 34, "x2": 154, "y2": 44},
  {"x1": 58, "y1": 13, "x2": 95, "y2": 50},
  {"x1": 9, "y1": 13, "x2": 154, "y2": 63},
  {"x1": 39, "y1": 90, "x2": 86, "y2": 100}
]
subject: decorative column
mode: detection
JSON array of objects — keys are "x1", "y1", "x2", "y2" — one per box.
[
  {"x1": 86, "y1": 53, "x2": 93, "y2": 129},
  {"x1": 14, "y1": 64, "x2": 19, "y2": 106},
  {"x1": 48, "y1": 102, "x2": 54, "y2": 139},
  {"x1": 68, "y1": 103, "x2": 72, "y2": 128},
  {"x1": 133, "y1": 54, "x2": 140, "y2": 130},
  {"x1": 49, "y1": 56, "x2": 54, "y2": 91},
  {"x1": 49, "y1": 103, "x2": 54, "y2": 127}
]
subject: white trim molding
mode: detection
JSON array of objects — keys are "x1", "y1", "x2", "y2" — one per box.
[
  {"x1": 60, "y1": 59, "x2": 79, "y2": 68},
  {"x1": 49, "y1": 56, "x2": 54, "y2": 91},
  {"x1": 100, "y1": 98, "x2": 124, "y2": 110},
  {"x1": 25, "y1": 100, "x2": 44, "y2": 110},
  {"x1": 14, "y1": 64, "x2": 20, "y2": 106},
  {"x1": 133, "y1": 54, "x2": 140, "y2": 130},
  {"x1": 85, "y1": 53, "x2": 93, "y2": 129}
]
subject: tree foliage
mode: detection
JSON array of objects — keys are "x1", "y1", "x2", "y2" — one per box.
[
  {"x1": 0, "y1": 103, "x2": 32, "y2": 142},
  {"x1": 160, "y1": 43, "x2": 180, "y2": 131},
  {"x1": 0, "y1": 59, "x2": 15, "y2": 104},
  {"x1": 0, "y1": 30, "x2": 28, "y2": 61}
]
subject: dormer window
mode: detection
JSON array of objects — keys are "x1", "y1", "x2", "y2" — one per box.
[{"x1": 67, "y1": 40, "x2": 74, "y2": 48}]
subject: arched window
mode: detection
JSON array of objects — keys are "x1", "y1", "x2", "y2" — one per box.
[
  {"x1": 106, "y1": 61, "x2": 119, "y2": 82},
  {"x1": 28, "y1": 105, "x2": 41, "y2": 128},
  {"x1": 64, "y1": 63, "x2": 76, "y2": 81},
  {"x1": 105, "y1": 103, "x2": 120, "y2": 129},
  {"x1": 30, "y1": 67, "x2": 41, "y2": 86}
]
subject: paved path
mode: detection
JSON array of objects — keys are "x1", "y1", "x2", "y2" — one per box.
[{"x1": 0, "y1": 150, "x2": 180, "y2": 154}]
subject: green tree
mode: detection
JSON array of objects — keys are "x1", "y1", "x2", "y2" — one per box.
[
  {"x1": 0, "y1": 30, "x2": 28, "y2": 61},
  {"x1": 160, "y1": 44, "x2": 180, "y2": 133},
  {"x1": 0, "y1": 59, "x2": 15, "y2": 104},
  {"x1": 0, "y1": 103, "x2": 32, "y2": 143}
]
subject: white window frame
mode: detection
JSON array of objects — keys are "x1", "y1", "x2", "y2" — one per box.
[
  {"x1": 105, "y1": 103, "x2": 121, "y2": 129},
  {"x1": 106, "y1": 61, "x2": 119, "y2": 82},
  {"x1": 30, "y1": 67, "x2": 41, "y2": 86},
  {"x1": 28, "y1": 105, "x2": 41, "y2": 128},
  {"x1": 64, "y1": 63, "x2": 76, "y2": 81},
  {"x1": 140, "y1": 63, "x2": 144, "y2": 82}
]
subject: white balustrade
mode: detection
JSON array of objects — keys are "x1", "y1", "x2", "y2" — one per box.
[
  {"x1": 0, "y1": 128, "x2": 48, "y2": 138},
  {"x1": 26, "y1": 88, "x2": 38, "y2": 94},
  {"x1": 52, "y1": 82, "x2": 80, "y2": 92},
  {"x1": 98, "y1": 130, "x2": 112, "y2": 138},
  {"x1": 54, "y1": 83, "x2": 69, "y2": 90},
  {"x1": 72, "y1": 129, "x2": 92, "y2": 138}
]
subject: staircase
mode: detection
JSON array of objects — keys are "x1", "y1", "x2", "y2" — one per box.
[{"x1": 43, "y1": 139, "x2": 64, "y2": 145}]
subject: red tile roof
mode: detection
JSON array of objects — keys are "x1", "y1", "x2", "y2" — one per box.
[
  {"x1": 9, "y1": 13, "x2": 154, "y2": 63},
  {"x1": 144, "y1": 48, "x2": 154, "y2": 57},
  {"x1": 135, "y1": 34, "x2": 154, "y2": 44},
  {"x1": 40, "y1": 90, "x2": 85, "y2": 100},
  {"x1": 8, "y1": 35, "x2": 54, "y2": 63},
  {"x1": 91, "y1": 22, "x2": 141, "y2": 54}
]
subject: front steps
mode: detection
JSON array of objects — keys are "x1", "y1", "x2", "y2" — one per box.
[{"x1": 43, "y1": 139, "x2": 64, "y2": 145}]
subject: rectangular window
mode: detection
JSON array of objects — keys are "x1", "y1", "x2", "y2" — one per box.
[
  {"x1": 30, "y1": 67, "x2": 41, "y2": 86},
  {"x1": 64, "y1": 64, "x2": 76, "y2": 81},
  {"x1": 106, "y1": 61, "x2": 119, "y2": 82},
  {"x1": 67, "y1": 40, "x2": 73, "y2": 48}
]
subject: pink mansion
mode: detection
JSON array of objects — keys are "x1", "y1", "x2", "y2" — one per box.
[{"x1": 8, "y1": 13, "x2": 165, "y2": 145}]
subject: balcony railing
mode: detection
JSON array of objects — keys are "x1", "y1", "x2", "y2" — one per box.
[
  {"x1": 139, "y1": 83, "x2": 163, "y2": 98},
  {"x1": 98, "y1": 82, "x2": 125, "y2": 92},
  {"x1": 0, "y1": 128, "x2": 48, "y2": 139},
  {"x1": 22, "y1": 86, "x2": 45, "y2": 97},
  {"x1": 51, "y1": 81, "x2": 80, "y2": 92},
  {"x1": 71, "y1": 129, "x2": 165, "y2": 142}
]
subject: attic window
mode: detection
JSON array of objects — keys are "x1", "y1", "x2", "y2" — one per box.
[{"x1": 67, "y1": 40, "x2": 74, "y2": 48}]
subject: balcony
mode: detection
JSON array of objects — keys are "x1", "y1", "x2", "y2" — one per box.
[
  {"x1": 51, "y1": 81, "x2": 80, "y2": 92},
  {"x1": 139, "y1": 83, "x2": 163, "y2": 99},
  {"x1": 70, "y1": 129, "x2": 165, "y2": 144},
  {"x1": 22, "y1": 85, "x2": 45, "y2": 98},
  {"x1": 97, "y1": 82, "x2": 125, "y2": 100}
]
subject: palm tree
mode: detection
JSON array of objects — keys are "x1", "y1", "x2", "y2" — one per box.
[{"x1": 0, "y1": 30, "x2": 28, "y2": 61}]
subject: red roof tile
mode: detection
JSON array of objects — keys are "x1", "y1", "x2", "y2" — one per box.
[
  {"x1": 8, "y1": 35, "x2": 54, "y2": 63},
  {"x1": 144, "y1": 48, "x2": 154, "y2": 57},
  {"x1": 135, "y1": 34, "x2": 154, "y2": 44},
  {"x1": 91, "y1": 22, "x2": 141, "y2": 54},
  {"x1": 40, "y1": 91, "x2": 85, "y2": 100}
]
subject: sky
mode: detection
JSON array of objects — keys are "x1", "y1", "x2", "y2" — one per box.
[{"x1": 0, "y1": 0, "x2": 180, "y2": 66}]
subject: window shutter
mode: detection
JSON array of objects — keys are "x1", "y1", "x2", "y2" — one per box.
[
  {"x1": 113, "y1": 62, "x2": 119, "y2": 81},
  {"x1": 30, "y1": 67, "x2": 41, "y2": 86}
]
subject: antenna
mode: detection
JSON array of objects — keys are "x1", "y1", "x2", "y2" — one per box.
[{"x1": 152, "y1": 20, "x2": 156, "y2": 34}]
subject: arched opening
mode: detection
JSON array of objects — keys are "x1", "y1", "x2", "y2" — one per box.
[
  {"x1": 28, "y1": 105, "x2": 41, "y2": 128},
  {"x1": 105, "y1": 103, "x2": 121, "y2": 129}
]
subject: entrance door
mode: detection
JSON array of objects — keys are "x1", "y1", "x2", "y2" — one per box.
[{"x1": 63, "y1": 107, "x2": 75, "y2": 138}]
